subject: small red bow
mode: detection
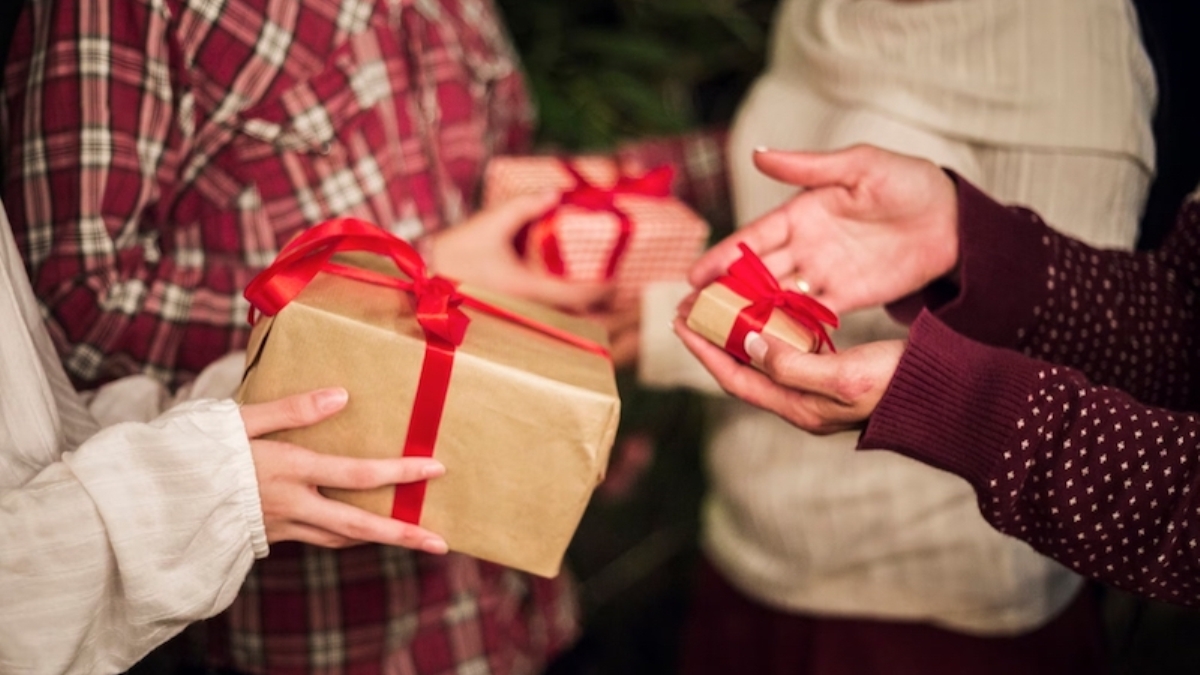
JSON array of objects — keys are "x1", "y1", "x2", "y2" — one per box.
[
  {"x1": 717, "y1": 243, "x2": 839, "y2": 360},
  {"x1": 535, "y1": 160, "x2": 676, "y2": 278}
]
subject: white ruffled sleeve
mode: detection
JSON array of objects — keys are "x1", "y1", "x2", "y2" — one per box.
[{"x1": 0, "y1": 399, "x2": 267, "y2": 675}]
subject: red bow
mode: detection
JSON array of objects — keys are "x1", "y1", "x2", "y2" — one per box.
[
  {"x1": 536, "y1": 160, "x2": 675, "y2": 278},
  {"x1": 244, "y1": 217, "x2": 608, "y2": 523},
  {"x1": 717, "y1": 243, "x2": 839, "y2": 361}
]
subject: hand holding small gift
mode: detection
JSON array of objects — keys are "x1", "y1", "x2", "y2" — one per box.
[
  {"x1": 422, "y1": 191, "x2": 615, "y2": 314},
  {"x1": 482, "y1": 155, "x2": 711, "y2": 369},
  {"x1": 674, "y1": 144, "x2": 964, "y2": 434},
  {"x1": 674, "y1": 243, "x2": 904, "y2": 436}
]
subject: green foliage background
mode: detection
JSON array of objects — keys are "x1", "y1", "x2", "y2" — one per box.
[{"x1": 495, "y1": 0, "x2": 780, "y2": 151}]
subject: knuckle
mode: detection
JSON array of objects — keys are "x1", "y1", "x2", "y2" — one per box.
[
  {"x1": 282, "y1": 394, "x2": 314, "y2": 425},
  {"x1": 343, "y1": 461, "x2": 380, "y2": 488}
]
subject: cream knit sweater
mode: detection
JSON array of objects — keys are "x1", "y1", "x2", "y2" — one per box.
[{"x1": 641, "y1": 0, "x2": 1156, "y2": 634}]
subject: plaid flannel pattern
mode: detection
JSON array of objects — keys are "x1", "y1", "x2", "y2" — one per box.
[
  {"x1": 2, "y1": 1, "x2": 578, "y2": 673},
  {"x1": 2, "y1": 0, "x2": 535, "y2": 389}
]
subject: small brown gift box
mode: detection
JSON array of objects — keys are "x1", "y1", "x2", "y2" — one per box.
[
  {"x1": 685, "y1": 244, "x2": 838, "y2": 362},
  {"x1": 237, "y1": 220, "x2": 620, "y2": 578},
  {"x1": 483, "y1": 155, "x2": 710, "y2": 307}
]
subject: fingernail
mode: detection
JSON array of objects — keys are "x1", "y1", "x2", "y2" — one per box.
[
  {"x1": 422, "y1": 461, "x2": 446, "y2": 479},
  {"x1": 423, "y1": 537, "x2": 449, "y2": 555},
  {"x1": 754, "y1": 146, "x2": 771, "y2": 153},
  {"x1": 315, "y1": 387, "x2": 349, "y2": 412},
  {"x1": 744, "y1": 331, "x2": 767, "y2": 365}
]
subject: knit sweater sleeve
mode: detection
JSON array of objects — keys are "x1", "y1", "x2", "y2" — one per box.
[
  {"x1": 915, "y1": 177, "x2": 1200, "y2": 409},
  {"x1": 861, "y1": 184, "x2": 1200, "y2": 605}
]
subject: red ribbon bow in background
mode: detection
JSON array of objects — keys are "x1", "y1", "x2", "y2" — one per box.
[
  {"x1": 535, "y1": 159, "x2": 675, "y2": 279},
  {"x1": 717, "y1": 243, "x2": 839, "y2": 362},
  {"x1": 244, "y1": 217, "x2": 608, "y2": 523}
]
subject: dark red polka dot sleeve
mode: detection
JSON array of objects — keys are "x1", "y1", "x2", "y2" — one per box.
[{"x1": 861, "y1": 178, "x2": 1200, "y2": 606}]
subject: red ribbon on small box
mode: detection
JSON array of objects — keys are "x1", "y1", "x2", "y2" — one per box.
[
  {"x1": 244, "y1": 217, "x2": 608, "y2": 523},
  {"x1": 717, "y1": 243, "x2": 839, "y2": 361},
  {"x1": 533, "y1": 159, "x2": 675, "y2": 279}
]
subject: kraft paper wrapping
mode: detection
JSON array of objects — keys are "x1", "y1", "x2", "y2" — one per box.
[
  {"x1": 483, "y1": 155, "x2": 710, "y2": 307},
  {"x1": 237, "y1": 257, "x2": 620, "y2": 578},
  {"x1": 686, "y1": 282, "x2": 819, "y2": 357}
]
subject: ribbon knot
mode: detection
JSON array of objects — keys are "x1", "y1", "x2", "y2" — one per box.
[
  {"x1": 412, "y1": 275, "x2": 467, "y2": 345},
  {"x1": 717, "y1": 243, "x2": 839, "y2": 359},
  {"x1": 534, "y1": 160, "x2": 676, "y2": 279}
]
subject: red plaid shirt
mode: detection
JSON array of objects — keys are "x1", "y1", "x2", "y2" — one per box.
[
  {"x1": 1, "y1": 1, "x2": 577, "y2": 673},
  {"x1": 2, "y1": 0, "x2": 535, "y2": 390}
]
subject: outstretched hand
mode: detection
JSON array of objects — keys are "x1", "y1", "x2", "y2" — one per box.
[
  {"x1": 241, "y1": 388, "x2": 448, "y2": 553},
  {"x1": 426, "y1": 192, "x2": 615, "y2": 313},
  {"x1": 672, "y1": 311, "x2": 904, "y2": 434},
  {"x1": 689, "y1": 145, "x2": 961, "y2": 315}
]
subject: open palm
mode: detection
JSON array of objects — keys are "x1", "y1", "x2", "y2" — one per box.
[{"x1": 690, "y1": 145, "x2": 961, "y2": 315}]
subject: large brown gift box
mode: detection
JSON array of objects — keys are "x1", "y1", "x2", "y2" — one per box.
[
  {"x1": 483, "y1": 155, "x2": 710, "y2": 307},
  {"x1": 237, "y1": 220, "x2": 620, "y2": 578},
  {"x1": 685, "y1": 244, "x2": 838, "y2": 363}
]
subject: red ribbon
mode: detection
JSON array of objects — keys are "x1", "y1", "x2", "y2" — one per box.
[
  {"x1": 244, "y1": 217, "x2": 609, "y2": 523},
  {"x1": 717, "y1": 243, "x2": 839, "y2": 361},
  {"x1": 535, "y1": 159, "x2": 675, "y2": 279}
]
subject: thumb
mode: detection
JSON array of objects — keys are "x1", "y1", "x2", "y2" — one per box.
[
  {"x1": 747, "y1": 332, "x2": 836, "y2": 397},
  {"x1": 241, "y1": 387, "x2": 349, "y2": 438},
  {"x1": 485, "y1": 191, "x2": 560, "y2": 235},
  {"x1": 752, "y1": 145, "x2": 871, "y2": 191}
]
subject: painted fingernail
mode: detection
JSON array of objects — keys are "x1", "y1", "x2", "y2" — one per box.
[
  {"x1": 423, "y1": 537, "x2": 449, "y2": 555},
  {"x1": 315, "y1": 388, "x2": 349, "y2": 412},
  {"x1": 744, "y1": 331, "x2": 767, "y2": 365}
]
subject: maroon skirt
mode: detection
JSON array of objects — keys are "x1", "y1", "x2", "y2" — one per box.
[{"x1": 677, "y1": 557, "x2": 1107, "y2": 675}]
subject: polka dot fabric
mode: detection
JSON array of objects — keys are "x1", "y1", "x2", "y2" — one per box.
[{"x1": 862, "y1": 180, "x2": 1200, "y2": 605}]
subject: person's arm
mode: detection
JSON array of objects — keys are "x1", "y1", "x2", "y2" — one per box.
[
  {"x1": 861, "y1": 311, "x2": 1200, "y2": 606},
  {"x1": 0, "y1": 388, "x2": 448, "y2": 675},
  {"x1": 919, "y1": 177, "x2": 1200, "y2": 412},
  {"x1": 0, "y1": 399, "x2": 261, "y2": 674}
]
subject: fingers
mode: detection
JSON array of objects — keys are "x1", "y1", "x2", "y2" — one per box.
[
  {"x1": 585, "y1": 304, "x2": 640, "y2": 333},
  {"x1": 606, "y1": 324, "x2": 640, "y2": 370},
  {"x1": 751, "y1": 145, "x2": 871, "y2": 190},
  {"x1": 486, "y1": 191, "x2": 560, "y2": 234},
  {"x1": 515, "y1": 275, "x2": 615, "y2": 313},
  {"x1": 673, "y1": 317, "x2": 774, "y2": 404},
  {"x1": 676, "y1": 292, "x2": 698, "y2": 321},
  {"x1": 253, "y1": 440, "x2": 451, "y2": 553},
  {"x1": 266, "y1": 443, "x2": 447, "y2": 489},
  {"x1": 241, "y1": 387, "x2": 349, "y2": 438},
  {"x1": 749, "y1": 333, "x2": 836, "y2": 398},
  {"x1": 674, "y1": 320, "x2": 875, "y2": 435},
  {"x1": 268, "y1": 521, "x2": 361, "y2": 549},
  {"x1": 296, "y1": 493, "x2": 449, "y2": 553},
  {"x1": 688, "y1": 208, "x2": 795, "y2": 288}
]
